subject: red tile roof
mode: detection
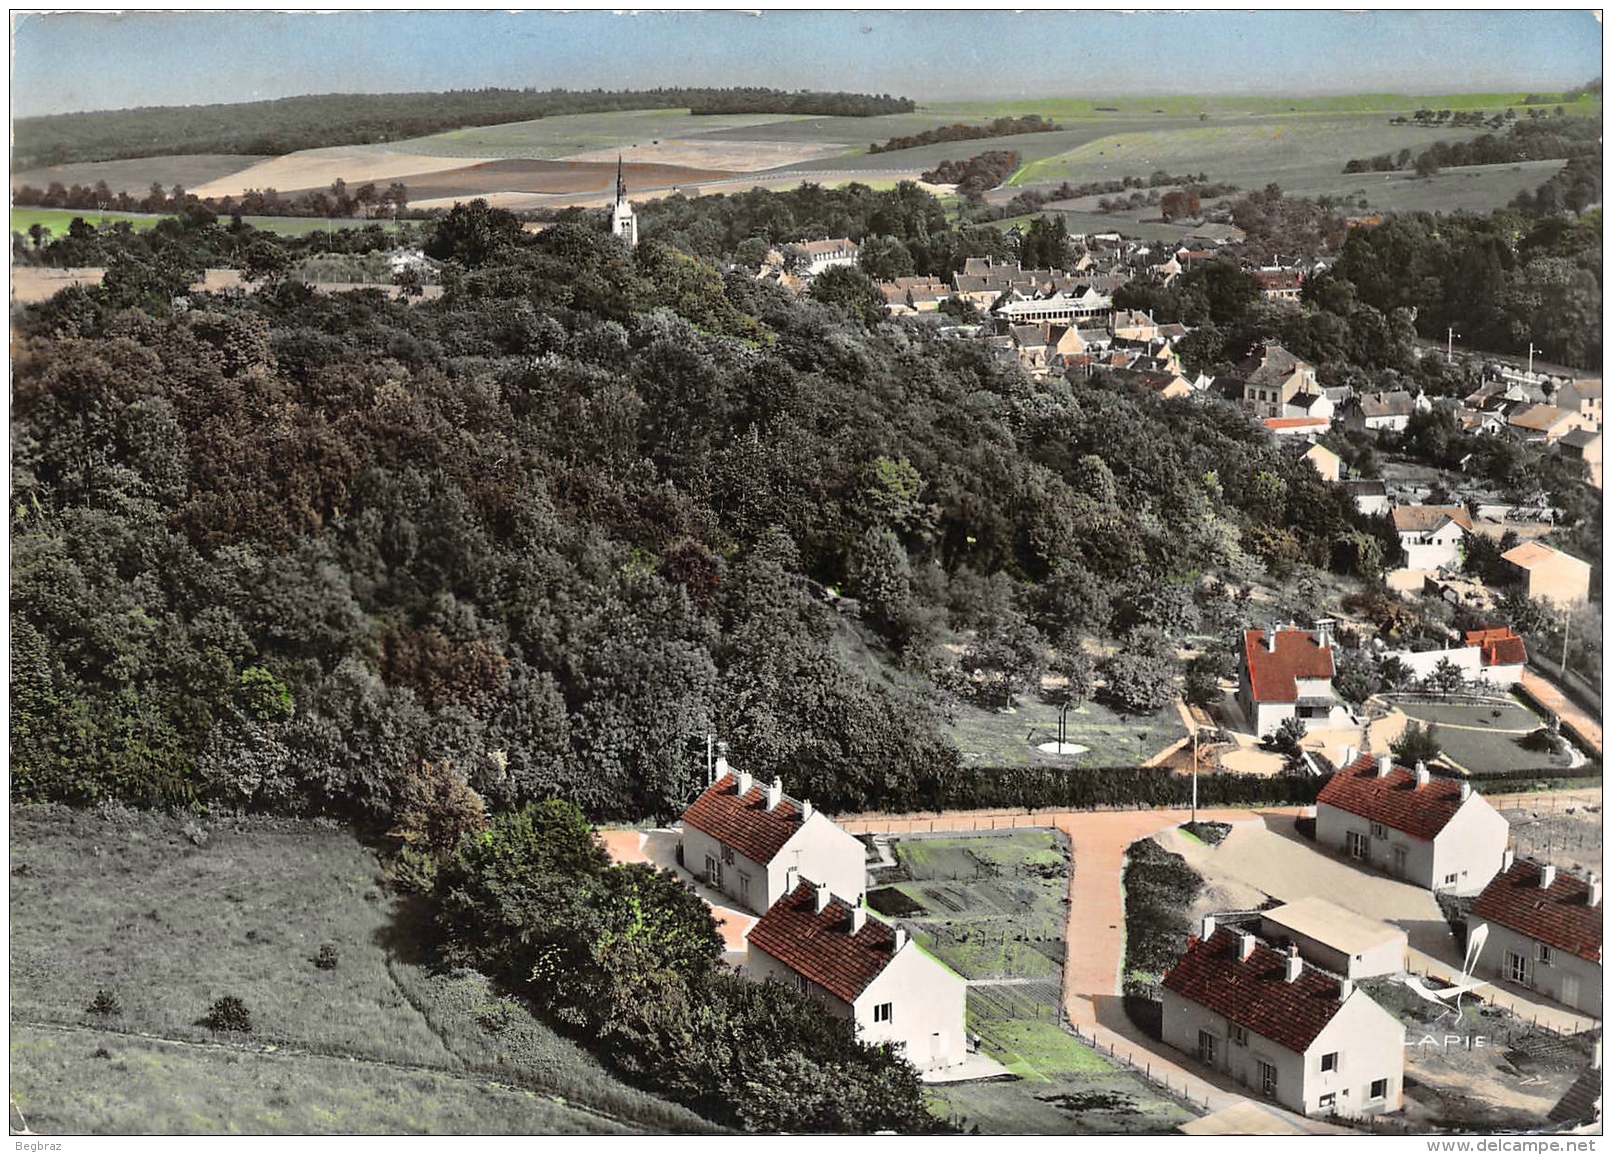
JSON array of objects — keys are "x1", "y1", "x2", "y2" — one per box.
[
  {"x1": 1464, "y1": 628, "x2": 1527, "y2": 668},
  {"x1": 1242, "y1": 628, "x2": 1335, "y2": 703},
  {"x1": 746, "y1": 880, "x2": 898, "y2": 1003},
  {"x1": 1471, "y1": 861, "x2": 1602, "y2": 963},
  {"x1": 1316, "y1": 754, "x2": 1469, "y2": 842},
  {"x1": 681, "y1": 772, "x2": 804, "y2": 866},
  {"x1": 1162, "y1": 927, "x2": 1346, "y2": 1054},
  {"x1": 1263, "y1": 416, "x2": 1330, "y2": 431}
]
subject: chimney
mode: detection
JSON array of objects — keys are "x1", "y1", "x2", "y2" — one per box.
[
  {"x1": 765, "y1": 777, "x2": 784, "y2": 812},
  {"x1": 1285, "y1": 944, "x2": 1303, "y2": 983},
  {"x1": 1414, "y1": 762, "x2": 1430, "y2": 788},
  {"x1": 852, "y1": 906, "x2": 868, "y2": 934},
  {"x1": 1201, "y1": 915, "x2": 1217, "y2": 940},
  {"x1": 735, "y1": 768, "x2": 754, "y2": 796},
  {"x1": 1315, "y1": 617, "x2": 1335, "y2": 649},
  {"x1": 1338, "y1": 977, "x2": 1355, "y2": 1001},
  {"x1": 800, "y1": 799, "x2": 813, "y2": 822},
  {"x1": 894, "y1": 927, "x2": 908, "y2": 951},
  {"x1": 1341, "y1": 744, "x2": 1358, "y2": 767},
  {"x1": 1265, "y1": 625, "x2": 1278, "y2": 653},
  {"x1": 1459, "y1": 781, "x2": 1472, "y2": 801},
  {"x1": 1236, "y1": 931, "x2": 1256, "y2": 962},
  {"x1": 1376, "y1": 754, "x2": 1393, "y2": 778},
  {"x1": 814, "y1": 883, "x2": 832, "y2": 914},
  {"x1": 1540, "y1": 864, "x2": 1558, "y2": 890},
  {"x1": 1501, "y1": 848, "x2": 1515, "y2": 873}
]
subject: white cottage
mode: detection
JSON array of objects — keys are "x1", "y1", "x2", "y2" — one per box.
[
  {"x1": 1163, "y1": 922, "x2": 1406, "y2": 1119},
  {"x1": 1316, "y1": 752, "x2": 1509, "y2": 897},
  {"x1": 1468, "y1": 855, "x2": 1602, "y2": 1016},
  {"x1": 746, "y1": 877, "x2": 968, "y2": 1072},
  {"x1": 1391, "y1": 505, "x2": 1472, "y2": 570},
  {"x1": 1237, "y1": 624, "x2": 1354, "y2": 738},
  {"x1": 679, "y1": 765, "x2": 866, "y2": 914}
]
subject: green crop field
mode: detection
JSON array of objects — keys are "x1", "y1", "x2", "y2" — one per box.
[
  {"x1": 10, "y1": 207, "x2": 403, "y2": 240},
  {"x1": 9, "y1": 804, "x2": 715, "y2": 1136}
]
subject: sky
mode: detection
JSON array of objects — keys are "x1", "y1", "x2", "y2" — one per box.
[{"x1": 9, "y1": 9, "x2": 1605, "y2": 119}]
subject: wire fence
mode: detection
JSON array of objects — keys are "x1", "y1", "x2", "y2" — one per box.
[{"x1": 1065, "y1": 1022, "x2": 1213, "y2": 1113}]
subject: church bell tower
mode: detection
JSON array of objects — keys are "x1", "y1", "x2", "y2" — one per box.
[{"x1": 610, "y1": 155, "x2": 638, "y2": 249}]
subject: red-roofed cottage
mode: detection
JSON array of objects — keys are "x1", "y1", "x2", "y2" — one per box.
[
  {"x1": 1316, "y1": 753, "x2": 1508, "y2": 896},
  {"x1": 1467, "y1": 855, "x2": 1602, "y2": 1016},
  {"x1": 1237, "y1": 623, "x2": 1354, "y2": 737},
  {"x1": 679, "y1": 761, "x2": 866, "y2": 914},
  {"x1": 1463, "y1": 627, "x2": 1528, "y2": 686},
  {"x1": 746, "y1": 878, "x2": 968, "y2": 1072},
  {"x1": 1163, "y1": 922, "x2": 1405, "y2": 1118}
]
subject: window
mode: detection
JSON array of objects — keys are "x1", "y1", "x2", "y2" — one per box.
[
  {"x1": 1320, "y1": 1052, "x2": 1339, "y2": 1073},
  {"x1": 738, "y1": 872, "x2": 751, "y2": 906},
  {"x1": 1197, "y1": 1030, "x2": 1218, "y2": 1066},
  {"x1": 873, "y1": 1002, "x2": 893, "y2": 1024},
  {"x1": 722, "y1": 845, "x2": 735, "y2": 865},
  {"x1": 1258, "y1": 1060, "x2": 1278, "y2": 1098},
  {"x1": 1319, "y1": 1093, "x2": 1337, "y2": 1112},
  {"x1": 1230, "y1": 1024, "x2": 1248, "y2": 1047},
  {"x1": 1537, "y1": 944, "x2": 1554, "y2": 966},
  {"x1": 1346, "y1": 831, "x2": 1369, "y2": 860},
  {"x1": 1443, "y1": 873, "x2": 1459, "y2": 887},
  {"x1": 1369, "y1": 1078, "x2": 1388, "y2": 1102},
  {"x1": 1370, "y1": 822, "x2": 1387, "y2": 839},
  {"x1": 795, "y1": 973, "x2": 810, "y2": 994}
]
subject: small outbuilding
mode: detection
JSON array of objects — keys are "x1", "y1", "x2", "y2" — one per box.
[{"x1": 1260, "y1": 896, "x2": 1408, "y2": 979}]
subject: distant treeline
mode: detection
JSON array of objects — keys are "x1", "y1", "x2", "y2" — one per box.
[
  {"x1": 868, "y1": 114, "x2": 1059, "y2": 155},
  {"x1": 921, "y1": 151, "x2": 1020, "y2": 196},
  {"x1": 1345, "y1": 115, "x2": 1600, "y2": 175},
  {"x1": 14, "y1": 178, "x2": 425, "y2": 221},
  {"x1": 14, "y1": 87, "x2": 915, "y2": 168},
  {"x1": 686, "y1": 89, "x2": 913, "y2": 116}
]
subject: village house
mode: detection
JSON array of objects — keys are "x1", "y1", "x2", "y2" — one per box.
[
  {"x1": 994, "y1": 285, "x2": 1112, "y2": 325},
  {"x1": 1251, "y1": 266, "x2": 1304, "y2": 304},
  {"x1": 1390, "y1": 504, "x2": 1472, "y2": 570},
  {"x1": 1553, "y1": 377, "x2": 1603, "y2": 430},
  {"x1": 1343, "y1": 390, "x2": 1423, "y2": 433},
  {"x1": 1259, "y1": 896, "x2": 1409, "y2": 979},
  {"x1": 1162, "y1": 921, "x2": 1406, "y2": 1118},
  {"x1": 1108, "y1": 365, "x2": 1193, "y2": 399},
  {"x1": 1300, "y1": 442, "x2": 1344, "y2": 482},
  {"x1": 1507, "y1": 403, "x2": 1587, "y2": 446},
  {"x1": 1467, "y1": 855, "x2": 1602, "y2": 1017},
  {"x1": 1236, "y1": 622, "x2": 1354, "y2": 737},
  {"x1": 678, "y1": 763, "x2": 867, "y2": 914},
  {"x1": 1109, "y1": 308, "x2": 1162, "y2": 342},
  {"x1": 796, "y1": 238, "x2": 860, "y2": 278},
  {"x1": 1263, "y1": 416, "x2": 1333, "y2": 439},
  {"x1": 1501, "y1": 541, "x2": 1593, "y2": 607},
  {"x1": 745, "y1": 877, "x2": 968, "y2": 1072},
  {"x1": 1557, "y1": 427, "x2": 1603, "y2": 488},
  {"x1": 1339, "y1": 479, "x2": 1390, "y2": 516},
  {"x1": 1236, "y1": 342, "x2": 1322, "y2": 419},
  {"x1": 1315, "y1": 752, "x2": 1509, "y2": 897},
  {"x1": 1282, "y1": 390, "x2": 1335, "y2": 423},
  {"x1": 1463, "y1": 626, "x2": 1528, "y2": 685}
]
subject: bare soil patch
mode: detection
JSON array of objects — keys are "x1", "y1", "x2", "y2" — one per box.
[
  {"x1": 189, "y1": 149, "x2": 488, "y2": 199},
  {"x1": 400, "y1": 158, "x2": 735, "y2": 200},
  {"x1": 561, "y1": 137, "x2": 847, "y2": 171}
]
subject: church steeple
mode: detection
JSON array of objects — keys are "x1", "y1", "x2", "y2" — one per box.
[
  {"x1": 610, "y1": 154, "x2": 638, "y2": 249},
  {"x1": 615, "y1": 155, "x2": 627, "y2": 208}
]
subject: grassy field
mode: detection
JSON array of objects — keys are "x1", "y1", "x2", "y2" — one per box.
[
  {"x1": 11, "y1": 153, "x2": 269, "y2": 196},
  {"x1": 1391, "y1": 694, "x2": 1575, "y2": 777},
  {"x1": 394, "y1": 109, "x2": 817, "y2": 161},
  {"x1": 886, "y1": 829, "x2": 1195, "y2": 1134},
  {"x1": 9, "y1": 803, "x2": 715, "y2": 1136},
  {"x1": 947, "y1": 695, "x2": 1186, "y2": 769},
  {"x1": 10, "y1": 207, "x2": 403, "y2": 239},
  {"x1": 928, "y1": 94, "x2": 1597, "y2": 119}
]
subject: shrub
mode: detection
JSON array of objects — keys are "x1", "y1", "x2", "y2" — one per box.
[
  {"x1": 86, "y1": 989, "x2": 122, "y2": 1017},
  {"x1": 200, "y1": 995, "x2": 253, "y2": 1034},
  {"x1": 313, "y1": 944, "x2": 339, "y2": 970},
  {"x1": 1391, "y1": 720, "x2": 1443, "y2": 765},
  {"x1": 1520, "y1": 726, "x2": 1566, "y2": 756}
]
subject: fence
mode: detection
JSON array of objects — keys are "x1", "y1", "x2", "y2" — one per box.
[{"x1": 1066, "y1": 1022, "x2": 1212, "y2": 1113}]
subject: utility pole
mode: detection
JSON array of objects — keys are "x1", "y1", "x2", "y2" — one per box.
[
  {"x1": 1560, "y1": 609, "x2": 1571, "y2": 679},
  {"x1": 1447, "y1": 327, "x2": 1459, "y2": 361},
  {"x1": 1191, "y1": 728, "x2": 1200, "y2": 826},
  {"x1": 1528, "y1": 342, "x2": 1537, "y2": 376}
]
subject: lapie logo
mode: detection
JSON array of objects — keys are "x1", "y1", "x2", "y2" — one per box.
[{"x1": 1407, "y1": 1033, "x2": 1490, "y2": 1049}]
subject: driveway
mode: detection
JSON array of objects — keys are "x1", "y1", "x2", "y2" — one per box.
[
  {"x1": 598, "y1": 827, "x2": 756, "y2": 965},
  {"x1": 1519, "y1": 667, "x2": 1603, "y2": 756}
]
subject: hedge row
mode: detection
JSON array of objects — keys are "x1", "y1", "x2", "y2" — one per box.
[{"x1": 927, "y1": 766, "x2": 1328, "y2": 813}]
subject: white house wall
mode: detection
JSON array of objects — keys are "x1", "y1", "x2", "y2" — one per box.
[
  {"x1": 1465, "y1": 918, "x2": 1603, "y2": 1017},
  {"x1": 1316, "y1": 802, "x2": 1437, "y2": 888},
  {"x1": 745, "y1": 943, "x2": 855, "y2": 1020},
  {"x1": 854, "y1": 942, "x2": 969, "y2": 1072},
  {"x1": 770, "y1": 814, "x2": 868, "y2": 908},
  {"x1": 1430, "y1": 798, "x2": 1509, "y2": 897},
  {"x1": 1303, "y1": 992, "x2": 1406, "y2": 1117},
  {"x1": 679, "y1": 824, "x2": 770, "y2": 914}
]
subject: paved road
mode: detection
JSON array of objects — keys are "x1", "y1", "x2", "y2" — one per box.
[{"x1": 1518, "y1": 668, "x2": 1603, "y2": 756}]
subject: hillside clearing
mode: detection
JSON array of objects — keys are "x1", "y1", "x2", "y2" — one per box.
[{"x1": 11, "y1": 154, "x2": 269, "y2": 196}]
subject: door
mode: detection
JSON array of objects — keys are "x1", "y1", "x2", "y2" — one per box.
[
  {"x1": 704, "y1": 855, "x2": 723, "y2": 889},
  {"x1": 1197, "y1": 1030, "x2": 1217, "y2": 1067},
  {"x1": 1507, "y1": 950, "x2": 1530, "y2": 987},
  {"x1": 1346, "y1": 831, "x2": 1369, "y2": 860},
  {"x1": 1561, "y1": 973, "x2": 1580, "y2": 1010},
  {"x1": 1391, "y1": 847, "x2": 1408, "y2": 879}
]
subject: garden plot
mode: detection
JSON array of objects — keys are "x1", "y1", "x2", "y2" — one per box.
[
  {"x1": 1358, "y1": 978, "x2": 1598, "y2": 1133},
  {"x1": 1499, "y1": 795, "x2": 1603, "y2": 878},
  {"x1": 871, "y1": 830, "x2": 1195, "y2": 1134}
]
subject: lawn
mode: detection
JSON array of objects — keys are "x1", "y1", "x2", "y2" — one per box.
[
  {"x1": 1392, "y1": 694, "x2": 1576, "y2": 777},
  {"x1": 10, "y1": 1025, "x2": 632, "y2": 1136},
  {"x1": 947, "y1": 695, "x2": 1186, "y2": 769},
  {"x1": 872, "y1": 829, "x2": 1195, "y2": 1134},
  {"x1": 10, "y1": 207, "x2": 402, "y2": 240},
  {"x1": 9, "y1": 803, "x2": 715, "y2": 1135}
]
